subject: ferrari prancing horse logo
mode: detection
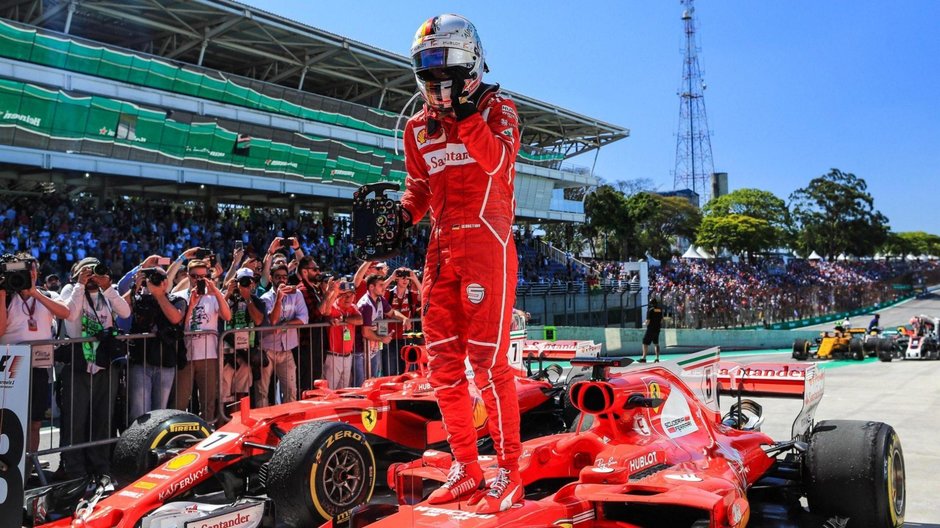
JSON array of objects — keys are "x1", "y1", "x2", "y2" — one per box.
[{"x1": 361, "y1": 408, "x2": 377, "y2": 432}]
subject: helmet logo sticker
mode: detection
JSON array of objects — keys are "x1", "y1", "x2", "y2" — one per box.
[{"x1": 466, "y1": 283, "x2": 485, "y2": 304}]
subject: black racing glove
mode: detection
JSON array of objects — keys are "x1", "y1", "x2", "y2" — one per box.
[{"x1": 450, "y1": 76, "x2": 477, "y2": 121}]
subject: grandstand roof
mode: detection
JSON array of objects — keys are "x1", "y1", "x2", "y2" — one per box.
[{"x1": 2, "y1": 0, "x2": 629, "y2": 161}]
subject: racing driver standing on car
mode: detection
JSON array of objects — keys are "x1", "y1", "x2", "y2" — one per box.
[{"x1": 399, "y1": 14, "x2": 523, "y2": 513}]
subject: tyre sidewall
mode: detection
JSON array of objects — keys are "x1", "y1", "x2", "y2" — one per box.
[
  {"x1": 306, "y1": 426, "x2": 376, "y2": 522},
  {"x1": 112, "y1": 410, "x2": 210, "y2": 485}
]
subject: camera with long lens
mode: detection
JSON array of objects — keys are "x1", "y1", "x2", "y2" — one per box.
[
  {"x1": 0, "y1": 255, "x2": 34, "y2": 293},
  {"x1": 93, "y1": 263, "x2": 110, "y2": 276},
  {"x1": 140, "y1": 267, "x2": 167, "y2": 286}
]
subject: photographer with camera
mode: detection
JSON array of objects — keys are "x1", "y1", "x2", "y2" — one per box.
[
  {"x1": 384, "y1": 267, "x2": 421, "y2": 374},
  {"x1": 57, "y1": 257, "x2": 131, "y2": 481},
  {"x1": 220, "y1": 268, "x2": 264, "y2": 406},
  {"x1": 257, "y1": 263, "x2": 308, "y2": 406},
  {"x1": 122, "y1": 261, "x2": 185, "y2": 422},
  {"x1": 175, "y1": 259, "x2": 231, "y2": 422},
  {"x1": 0, "y1": 253, "x2": 70, "y2": 454}
]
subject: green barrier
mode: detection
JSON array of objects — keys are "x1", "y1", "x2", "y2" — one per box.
[
  {"x1": 0, "y1": 78, "x2": 409, "y2": 186},
  {"x1": 543, "y1": 326, "x2": 557, "y2": 341},
  {"x1": 0, "y1": 19, "x2": 568, "y2": 168}
]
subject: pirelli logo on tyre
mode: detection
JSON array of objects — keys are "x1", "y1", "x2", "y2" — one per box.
[
  {"x1": 325, "y1": 430, "x2": 363, "y2": 449},
  {"x1": 169, "y1": 422, "x2": 202, "y2": 433}
]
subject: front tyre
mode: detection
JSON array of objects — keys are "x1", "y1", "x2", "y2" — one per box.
[
  {"x1": 792, "y1": 339, "x2": 810, "y2": 360},
  {"x1": 805, "y1": 420, "x2": 905, "y2": 528},
  {"x1": 111, "y1": 409, "x2": 211, "y2": 486},
  {"x1": 267, "y1": 421, "x2": 376, "y2": 527}
]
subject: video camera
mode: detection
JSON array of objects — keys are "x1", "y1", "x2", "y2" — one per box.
[
  {"x1": 0, "y1": 255, "x2": 34, "y2": 293},
  {"x1": 352, "y1": 183, "x2": 405, "y2": 260},
  {"x1": 140, "y1": 267, "x2": 167, "y2": 287}
]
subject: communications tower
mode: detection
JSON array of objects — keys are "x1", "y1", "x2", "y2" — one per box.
[{"x1": 673, "y1": 0, "x2": 715, "y2": 204}]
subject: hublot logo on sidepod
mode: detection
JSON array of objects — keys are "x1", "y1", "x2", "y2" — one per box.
[{"x1": 628, "y1": 452, "x2": 659, "y2": 473}]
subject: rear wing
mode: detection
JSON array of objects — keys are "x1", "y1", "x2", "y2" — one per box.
[{"x1": 717, "y1": 361, "x2": 825, "y2": 440}]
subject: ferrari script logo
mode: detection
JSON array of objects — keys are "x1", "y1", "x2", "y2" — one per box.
[{"x1": 361, "y1": 408, "x2": 378, "y2": 432}]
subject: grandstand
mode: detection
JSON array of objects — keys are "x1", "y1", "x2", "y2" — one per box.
[{"x1": 0, "y1": 0, "x2": 628, "y2": 219}]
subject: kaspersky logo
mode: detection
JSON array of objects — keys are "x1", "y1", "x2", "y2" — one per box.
[{"x1": 0, "y1": 354, "x2": 23, "y2": 387}]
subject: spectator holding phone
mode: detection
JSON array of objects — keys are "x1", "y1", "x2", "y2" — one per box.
[
  {"x1": 221, "y1": 268, "x2": 265, "y2": 405},
  {"x1": 258, "y1": 262, "x2": 308, "y2": 406},
  {"x1": 175, "y1": 259, "x2": 231, "y2": 421},
  {"x1": 263, "y1": 237, "x2": 303, "y2": 290}
]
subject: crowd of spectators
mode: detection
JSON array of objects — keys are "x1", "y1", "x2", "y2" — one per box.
[
  {"x1": 0, "y1": 195, "x2": 429, "y2": 280},
  {"x1": 651, "y1": 258, "x2": 940, "y2": 328}
]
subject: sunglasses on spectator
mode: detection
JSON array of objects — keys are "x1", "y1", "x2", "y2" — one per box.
[{"x1": 189, "y1": 272, "x2": 208, "y2": 278}]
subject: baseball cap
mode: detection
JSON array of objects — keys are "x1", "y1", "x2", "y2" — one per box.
[
  {"x1": 235, "y1": 268, "x2": 254, "y2": 280},
  {"x1": 72, "y1": 257, "x2": 100, "y2": 279},
  {"x1": 374, "y1": 262, "x2": 388, "y2": 269}
]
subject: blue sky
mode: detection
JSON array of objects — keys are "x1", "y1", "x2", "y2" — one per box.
[{"x1": 242, "y1": 1, "x2": 939, "y2": 233}]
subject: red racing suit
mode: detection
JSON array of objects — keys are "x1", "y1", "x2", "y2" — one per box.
[{"x1": 401, "y1": 84, "x2": 522, "y2": 469}]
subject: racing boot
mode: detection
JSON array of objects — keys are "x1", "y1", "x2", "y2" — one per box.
[
  {"x1": 427, "y1": 460, "x2": 485, "y2": 504},
  {"x1": 468, "y1": 467, "x2": 523, "y2": 513}
]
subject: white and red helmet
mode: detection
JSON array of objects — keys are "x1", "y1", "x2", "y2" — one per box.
[{"x1": 410, "y1": 14, "x2": 486, "y2": 111}]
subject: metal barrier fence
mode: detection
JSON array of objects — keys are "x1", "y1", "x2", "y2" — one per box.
[
  {"x1": 660, "y1": 282, "x2": 905, "y2": 329},
  {"x1": 18, "y1": 317, "x2": 420, "y2": 483}
]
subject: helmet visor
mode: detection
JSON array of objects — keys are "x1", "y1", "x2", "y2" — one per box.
[{"x1": 412, "y1": 47, "x2": 476, "y2": 73}]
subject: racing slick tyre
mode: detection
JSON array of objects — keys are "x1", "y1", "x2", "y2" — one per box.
[
  {"x1": 806, "y1": 420, "x2": 905, "y2": 528},
  {"x1": 267, "y1": 421, "x2": 376, "y2": 527},
  {"x1": 792, "y1": 339, "x2": 810, "y2": 360},
  {"x1": 111, "y1": 409, "x2": 211, "y2": 487},
  {"x1": 878, "y1": 342, "x2": 894, "y2": 362},
  {"x1": 563, "y1": 369, "x2": 592, "y2": 431},
  {"x1": 849, "y1": 339, "x2": 865, "y2": 360}
]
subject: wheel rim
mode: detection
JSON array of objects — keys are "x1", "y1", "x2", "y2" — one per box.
[
  {"x1": 322, "y1": 446, "x2": 366, "y2": 507},
  {"x1": 888, "y1": 446, "x2": 905, "y2": 521}
]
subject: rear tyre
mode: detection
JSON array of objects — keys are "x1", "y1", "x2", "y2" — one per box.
[
  {"x1": 111, "y1": 409, "x2": 211, "y2": 487},
  {"x1": 792, "y1": 339, "x2": 810, "y2": 360},
  {"x1": 805, "y1": 420, "x2": 905, "y2": 528},
  {"x1": 267, "y1": 421, "x2": 376, "y2": 527},
  {"x1": 850, "y1": 339, "x2": 865, "y2": 360},
  {"x1": 878, "y1": 340, "x2": 894, "y2": 363}
]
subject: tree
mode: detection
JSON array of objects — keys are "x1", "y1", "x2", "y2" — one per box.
[
  {"x1": 789, "y1": 169, "x2": 889, "y2": 258},
  {"x1": 697, "y1": 214, "x2": 776, "y2": 258},
  {"x1": 583, "y1": 185, "x2": 630, "y2": 260},
  {"x1": 625, "y1": 192, "x2": 701, "y2": 260},
  {"x1": 881, "y1": 231, "x2": 940, "y2": 257},
  {"x1": 696, "y1": 188, "x2": 790, "y2": 258},
  {"x1": 611, "y1": 177, "x2": 655, "y2": 197}
]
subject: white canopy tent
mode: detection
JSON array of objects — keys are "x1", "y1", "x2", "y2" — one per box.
[
  {"x1": 807, "y1": 251, "x2": 823, "y2": 261},
  {"x1": 681, "y1": 246, "x2": 705, "y2": 259}
]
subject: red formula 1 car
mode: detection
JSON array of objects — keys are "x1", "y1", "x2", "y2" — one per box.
[
  {"x1": 25, "y1": 341, "x2": 592, "y2": 528},
  {"x1": 357, "y1": 349, "x2": 905, "y2": 528}
]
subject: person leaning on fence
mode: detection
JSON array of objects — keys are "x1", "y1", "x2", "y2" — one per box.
[
  {"x1": 0, "y1": 253, "x2": 70, "y2": 454},
  {"x1": 175, "y1": 259, "x2": 231, "y2": 422},
  {"x1": 58, "y1": 257, "x2": 131, "y2": 481},
  {"x1": 257, "y1": 263, "x2": 309, "y2": 406},
  {"x1": 295, "y1": 256, "x2": 332, "y2": 392},
  {"x1": 325, "y1": 280, "x2": 363, "y2": 389},
  {"x1": 220, "y1": 267, "x2": 265, "y2": 406},
  {"x1": 383, "y1": 267, "x2": 421, "y2": 375},
  {"x1": 354, "y1": 274, "x2": 410, "y2": 386},
  {"x1": 122, "y1": 263, "x2": 185, "y2": 422}
]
